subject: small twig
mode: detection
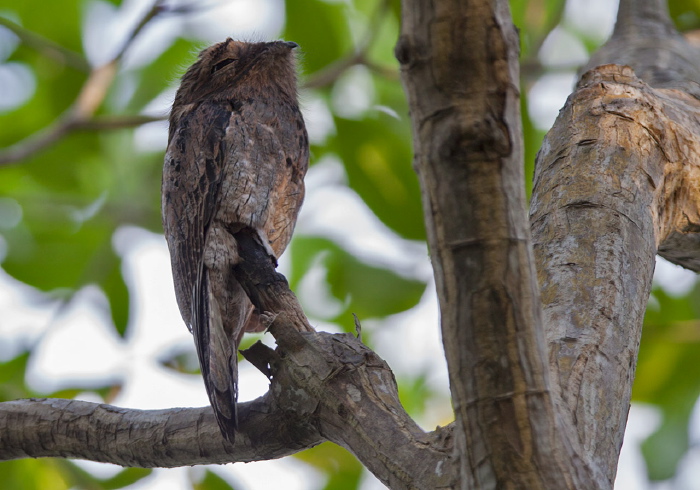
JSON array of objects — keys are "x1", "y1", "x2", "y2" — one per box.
[
  {"x1": 0, "y1": 114, "x2": 166, "y2": 165},
  {"x1": 364, "y1": 60, "x2": 399, "y2": 80},
  {"x1": 75, "y1": 0, "x2": 167, "y2": 117},
  {"x1": 164, "y1": 0, "x2": 227, "y2": 15},
  {"x1": 519, "y1": 1, "x2": 568, "y2": 84},
  {"x1": 113, "y1": 0, "x2": 167, "y2": 62},
  {"x1": 0, "y1": 114, "x2": 74, "y2": 165},
  {"x1": 362, "y1": 0, "x2": 391, "y2": 51},
  {"x1": 302, "y1": 0, "x2": 392, "y2": 89},
  {"x1": 0, "y1": 1, "x2": 167, "y2": 166},
  {"x1": 0, "y1": 17, "x2": 89, "y2": 72},
  {"x1": 72, "y1": 114, "x2": 166, "y2": 130},
  {"x1": 303, "y1": 52, "x2": 365, "y2": 89},
  {"x1": 353, "y1": 313, "x2": 362, "y2": 341},
  {"x1": 527, "y1": 0, "x2": 567, "y2": 61}
]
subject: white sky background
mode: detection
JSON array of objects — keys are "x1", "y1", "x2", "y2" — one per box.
[{"x1": 0, "y1": 0, "x2": 699, "y2": 488}]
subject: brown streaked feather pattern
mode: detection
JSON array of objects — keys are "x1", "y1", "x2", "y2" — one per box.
[{"x1": 162, "y1": 39, "x2": 308, "y2": 442}]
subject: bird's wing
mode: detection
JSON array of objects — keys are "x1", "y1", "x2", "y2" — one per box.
[
  {"x1": 162, "y1": 100, "x2": 240, "y2": 440},
  {"x1": 162, "y1": 101, "x2": 231, "y2": 327}
]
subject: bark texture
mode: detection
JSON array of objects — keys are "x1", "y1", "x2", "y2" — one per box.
[
  {"x1": 233, "y1": 229, "x2": 456, "y2": 489},
  {"x1": 531, "y1": 0, "x2": 700, "y2": 484},
  {"x1": 396, "y1": 0, "x2": 589, "y2": 488},
  {"x1": 532, "y1": 64, "x2": 700, "y2": 485},
  {"x1": 586, "y1": 0, "x2": 700, "y2": 271},
  {"x1": 0, "y1": 396, "x2": 321, "y2": 466}
]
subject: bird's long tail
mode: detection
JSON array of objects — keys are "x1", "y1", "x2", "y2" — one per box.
[
  {"x1": 192, "y1": 264, "x2": 242, "y2": 442},
  {"x1": 193, "y1": 227, "x2": 275, "y2": 442}
]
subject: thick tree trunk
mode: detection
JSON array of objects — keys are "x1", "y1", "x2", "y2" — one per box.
[{"x1": 395, "y1": 0, "x2": 596, "y2": 488}]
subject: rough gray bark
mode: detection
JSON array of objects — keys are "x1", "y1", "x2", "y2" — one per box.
[
  {"x1": 532, "y1": 0, "x2": 700, "y2": 485},
  {"x1": 532, "y1": 65, "x2": 700, "y2": 485},
  {"x1": 395, "y1": 0, "x2": 590, "y2": 488},
  {"x1": 0, "y1": 397, "x2": 322, "y2": 466}
]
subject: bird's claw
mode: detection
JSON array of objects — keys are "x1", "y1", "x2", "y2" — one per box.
[{"x1": 260, "y1": 311, "x2": 278, "y2": 329}]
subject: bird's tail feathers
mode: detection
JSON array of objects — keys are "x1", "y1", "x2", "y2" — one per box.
[{"x1": 193, "y1": 265, "x2": 238, "y2": 442}]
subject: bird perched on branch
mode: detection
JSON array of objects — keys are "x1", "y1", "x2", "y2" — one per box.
[{"x1": 162, "y1": 39, "x2": 309, "y2": 442}]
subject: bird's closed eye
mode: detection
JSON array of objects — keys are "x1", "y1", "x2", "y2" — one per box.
[{"x1": 211, "y1": 58, "x2": 237, "y2": 74}]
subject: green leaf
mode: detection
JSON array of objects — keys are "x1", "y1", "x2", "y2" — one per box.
[
  {"x1": 295, "y1": 442, "x2": 363, "y2": 490},
  {"x1": 365, "y1": 3, "x2": 400, "y2": 69},
  {"x1": 521, "y1": 91, "x2": 545, "y2": 199},
  {"x1": 43, "y1": 453, "x2": 151, "y2": 490},
  {"x1": 328, "y1": 114, "x2": 424, "y2": 241},
  {"x1": 0, "y1": 459, "x2": 69, "y2": 490},
  {"x1": 634, "y1": 284, "x2": 700, "y2": 480},
  {"x1": 0, "y1": 351, "x2": 30, "y2": 401},
  {"x1": 669, "y1": 0, "x2": 700, "y2": 30},
  {"x1": 289, "y1": 236, "x2": 426, "y2": 330},
  {"x1": 0, "y1": 126, "x2": 168, "y2": 335},
  {"x1": 159, "y1": 346, "x2": 201, "y2": 375},
  {"x1": 2, "y1": 216, "x2": 110, "y2": 291},
  {"x1": 397, "y1": 373, "x2": 433, "y2": 418},
  {"x1": 100, "y1": 252, "x2": 129, "y2": 336},
  {"x1": 46, "y1": 381, "x2": 121, "y2": 402},
  {"x1": 510, "y1": 0, "x2": 567, "y2": 58},
  {"x1": 0, "y1": 6, "x2": 87, "y2": 145},
  {"x1": 193, "y1": 470, "x2": 236, "y2": 490},
  {"x1": 284, "y1": 0, "x2": 352, "y2": 74},
  {"x1": 3, "y1": 2, "x2": 83, "y2": 54},
  {"x1": 100, "y1": 468, "x2": 152, "y2": 489}
]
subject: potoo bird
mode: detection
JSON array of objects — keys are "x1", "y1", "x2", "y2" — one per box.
[{"x1": 161, "y1": 39, "x2": 309, "y2": 442}]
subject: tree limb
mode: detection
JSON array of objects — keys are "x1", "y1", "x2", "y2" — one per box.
[
  {"x1": 581, "y1": 0, "x2": 700, "y2": 272},
  {"x1": 232, "y1": 228, "x2": 456, "y2": 489},
  {"x1": 528, "y1": 0, "x2": 700, "y2": 484},
  {"x1": 531, "y1": 62, "x2": 700, "y2": 485},
  {"x1": 530, "y1": 1, "x2": 700, "y2": 485},
  {"x1": 0, "y1": 395, "x2": 322, "y2": 466},
  {"x1": 583, "y1": 0, "x2": 700, "y2": 98},
  {"x1": 0, "y1": 115, "x2": 165, "y2": 165},
  {"x1": 0, "y1": 230, "x2": 456, "y2": 488}
]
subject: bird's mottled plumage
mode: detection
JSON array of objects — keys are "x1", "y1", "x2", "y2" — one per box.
[{"x1": 162, "y1": 39, "x2": 308, "y2": 441}]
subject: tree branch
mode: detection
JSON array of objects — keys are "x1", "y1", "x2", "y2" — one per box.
[
  {"x1": 583, "y1": 0, "x2": 700, "y2": 98},
  {"x1": 0, "y1": 115, "x2": 165, "y2": 165},
  {"x1": 529, "y1": 2, "x2": 700, "y2": 485},
  {"x1": 302, "y1": 0, "x2": 393, "y2": 89},
  {"x1": 72, "y1": 114, "x2": 166, "y2": 130},
  {"x1": 527, "y1": 1, "x2": 700, "y2": 486},
  {"x1": 531, "y1": 62, "x2": 700, "y2": 485},
  {"x1": 0, "y1": 395, "x2": 322, "y2": 466},
  {"x1": 581, "y1": 0, "x2": 700, "y2": 272},
  {"x1": 232, "y1": 228, "x2": 456, "y2": 489},
  {"x1": 0, "y1": 229, "x2": 456, "y2": 488}
]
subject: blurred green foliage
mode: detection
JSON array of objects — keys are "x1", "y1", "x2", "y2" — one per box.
[
  {"x1": 0, "y1": 0, "x2": 698, "y2": 488},
  {"x1": 635, "y1": 283, "x2": 700, "y2": 481}
]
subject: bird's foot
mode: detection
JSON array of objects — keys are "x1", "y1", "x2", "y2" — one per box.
[{"x1": 259, "y1": 311, "x2": 279, "y2": 330}]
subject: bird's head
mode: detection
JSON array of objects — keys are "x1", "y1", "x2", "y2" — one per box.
[{"x1": 173, "y1": 39, "x2": 300, "y2": 109}]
